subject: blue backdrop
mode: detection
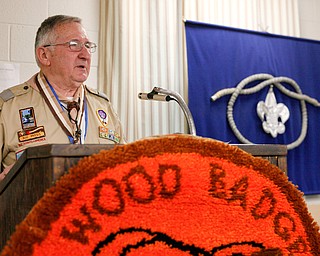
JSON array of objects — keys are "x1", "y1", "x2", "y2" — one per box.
[{"x1": 185, "y1": 20, "x2": 320, "y2": 195}]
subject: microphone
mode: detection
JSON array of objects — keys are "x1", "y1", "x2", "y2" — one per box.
[
  {"x1": 138, "y1": 92, "x2": 172, "y2": 102},
  {"x1": 138, "y1": 87, "x2": 197, "y2": 136}
]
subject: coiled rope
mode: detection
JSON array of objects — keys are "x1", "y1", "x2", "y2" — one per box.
[{"x1": 211, "y1": 73, "x2": 320, "y2": 150}]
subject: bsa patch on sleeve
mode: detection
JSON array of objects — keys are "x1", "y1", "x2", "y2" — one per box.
[
  {"x1": 17, "y1": 126, "x2": 46, "y2": 142},
  {"x1": 96, "y1": 109, "x2": 108, "y2": 126},
  {"x1": 19, "y1": 107, "x2": 37, "y2": 129},
  {"x1": 17, "y1": 107, "x2": 46, "y2": 143}
]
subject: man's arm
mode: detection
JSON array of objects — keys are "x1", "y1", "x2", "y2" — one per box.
[{"x1": 0, "y1": 120, "x2": 6, "y2": 181}]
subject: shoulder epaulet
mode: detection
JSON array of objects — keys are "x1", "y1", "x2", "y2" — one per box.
[
  {"x1": 85, "y1": 86, "x2": 110, "y2": 102},
  {"x1": 0, "y1": 83, "x2": 31, "y2": 109},
  {"x1": 0, "y1": 83, "x2": 31, "y2": 102}
]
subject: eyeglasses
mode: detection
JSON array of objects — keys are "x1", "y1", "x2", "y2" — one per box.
[{"x1": 43, "y1": 40, "x2": 97, "y2": 53}]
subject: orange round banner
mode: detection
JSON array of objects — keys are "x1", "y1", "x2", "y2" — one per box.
[{"x1": 1, "y1": 135, "x2": 319, "y2": 255}]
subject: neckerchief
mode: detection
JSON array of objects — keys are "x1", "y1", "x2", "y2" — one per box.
[{"x1": 35, "y1": 72, "x2": 86, "y2": 144}]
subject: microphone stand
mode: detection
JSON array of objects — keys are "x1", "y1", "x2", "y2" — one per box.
[{"x1": 139, "y1": 87, "x2": 197, "y2": 136}]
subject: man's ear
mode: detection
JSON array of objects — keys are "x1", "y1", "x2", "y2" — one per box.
[{"x1": 36, "y1": 47, "x2": 51, "y2": 66}]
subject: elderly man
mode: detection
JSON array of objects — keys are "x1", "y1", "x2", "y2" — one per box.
[{"x1": 0, "y1": 15, "x2": 126, "y2": 180}]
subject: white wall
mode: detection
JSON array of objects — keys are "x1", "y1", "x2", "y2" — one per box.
[
  {"x1": 298, "y1": 0, "x2": 320, "y2": 229},
  {"x1": 0, "y1": 0, "x2": 100, "y2": 89}
]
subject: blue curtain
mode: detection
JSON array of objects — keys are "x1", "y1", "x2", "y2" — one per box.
[{"x1": 185, "y1": 20, "x2": 320, "y2": 195}]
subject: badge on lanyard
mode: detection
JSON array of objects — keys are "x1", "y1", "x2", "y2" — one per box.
[{"x1": 17, "y1": 107, "x2": 46, "y2": 142}]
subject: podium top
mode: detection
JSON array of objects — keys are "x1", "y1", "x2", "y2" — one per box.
[{"x1": 0, "y1": 143, "x2": 287, "y2": 195}]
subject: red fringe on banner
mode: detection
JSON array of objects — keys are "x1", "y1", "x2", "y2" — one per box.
[{"x1": 1, "y1": 135, "x2": 320, "y2": 255}]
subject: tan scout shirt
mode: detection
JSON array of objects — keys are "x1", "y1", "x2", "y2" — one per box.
[{"x1": 0, "y1": 74, "x2": 126, "y2": 174}]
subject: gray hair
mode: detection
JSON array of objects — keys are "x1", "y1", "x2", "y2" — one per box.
[{"x1": 35, "y1": 15, "x2": 82, "y2": 65}]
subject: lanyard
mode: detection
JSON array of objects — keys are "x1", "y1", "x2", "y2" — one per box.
[{"x1": 35, "y1": 72, "x2": 88, "y2": 144}]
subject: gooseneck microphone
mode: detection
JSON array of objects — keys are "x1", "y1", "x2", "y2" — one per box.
[
  {"x1": 138, "y1": 92, "x2": 172, "y2": 102},
  {"x1": 138, "y1": 87, "x2": 197, "y2": 136}
]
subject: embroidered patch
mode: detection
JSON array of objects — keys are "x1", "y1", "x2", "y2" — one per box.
[
  {"x1": 17, "y1": 126, "x2": 46, "y2": 142},
  {"x1": 96, "y1": 109, "x2": 108, "y2": 127},
  {"x1": 18, "y1": 137, "x2": 47, "y2": 148},
  {"x1": 19, "y1": 107, "x2": 37, "y2": 130},
  {"x1": 2, "y1": 135, "x2": 320, "y2": 255},
  {"x1": 98, "y1": 126, "x2": 120, "y2": 143}
]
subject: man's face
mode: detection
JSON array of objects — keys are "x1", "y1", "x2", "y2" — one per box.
[{"x1": 46, "y1": 22, "x2": 92, "y2": 88}]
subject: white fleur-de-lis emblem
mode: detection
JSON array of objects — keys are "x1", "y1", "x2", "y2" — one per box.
[{"x1": 257, "y1": 86, "x2": 290, "y2": 138}]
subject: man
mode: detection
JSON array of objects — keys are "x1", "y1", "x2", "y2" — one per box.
[{"x1": 0, "y1": 15, "x2": 126, "y2": 180}]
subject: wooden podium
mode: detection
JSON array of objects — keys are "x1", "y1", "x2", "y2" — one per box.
[
  {"x1": 0, "y1": 143, "x2": 287, "y2": 250},
  {"x1": 0, "y1": 144, "x2": 117, "y2": 251}
]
